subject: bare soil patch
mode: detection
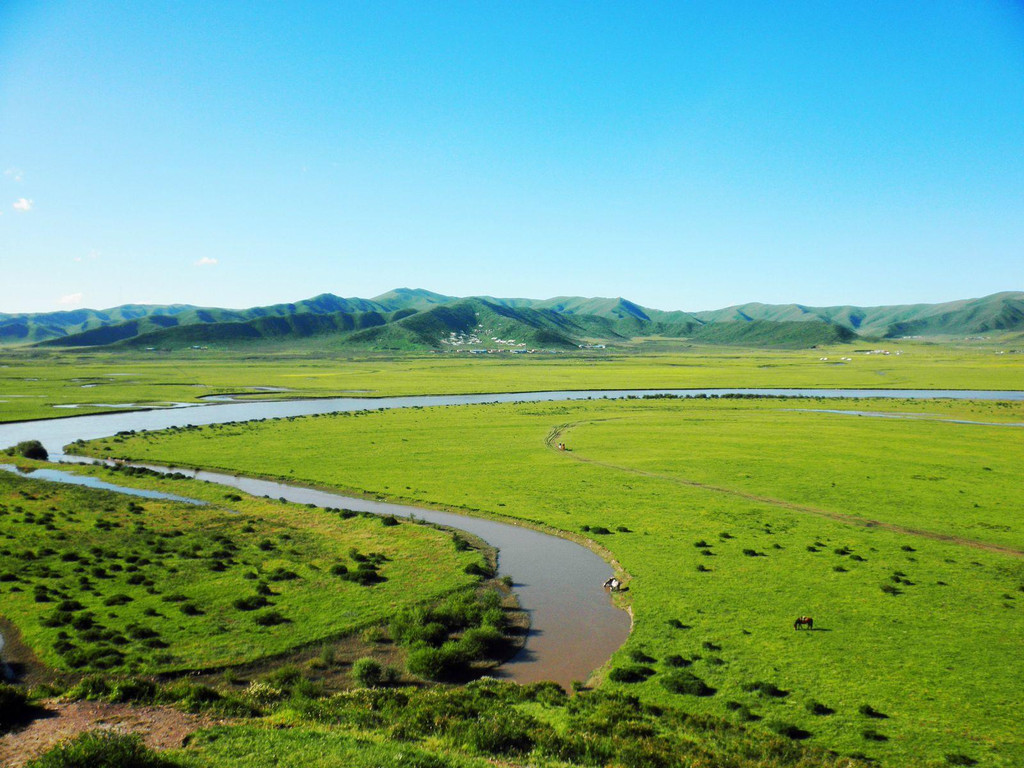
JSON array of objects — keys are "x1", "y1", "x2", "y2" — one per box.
[{"x1": 0, "y1": 700, "x2": 215, "y2": 768}]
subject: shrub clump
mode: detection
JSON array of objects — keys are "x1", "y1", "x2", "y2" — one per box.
[
  {"x1": 232, "y1": 595, "x2": 269, "y2": 611},
  {"x1": 607, "y1": 665, "x2": 654, "y2": 683},
  {"x1": 806, "y1": 700, "x2": 835, "y2": 716},
  {"x1": 945, "y1": 754, "x2": 978, "y2": 766},
  {"x1": 660, "y1": 670, "x2": 715, "y2": 696},
  {"x1": 742, "y1": 681, "x2": 789, "y2": 698},
  {"x1": 24, "y1": 730, "x2": 175, "y2": 768},
  {"x1": 352, "y1": 657, "x2": 398, "y2": 687},
  {"x1": 11, "y1": 440, "x2": 48, "y2": 461},
  {"x1": 406, "y1": 643, "x2": 468, "y2": 682},
  {"x1": 254, "y1": 610, "x2": 288, "y2": 627},
  {"x1": 769, "y1": 721, "x2": 812, "y2": 740},
  {"x1": 663, "y1": 654, "x2": 692, "y2": 668},
  {"x1": 464, "y1": 562, "x2": 492, "y2": 578},
  {"x1": 858, "y1": 703, "x2": 888, "y2": 719},
  {"x1": 451, "y1": 710, "x2": 538, "y2": 756}
]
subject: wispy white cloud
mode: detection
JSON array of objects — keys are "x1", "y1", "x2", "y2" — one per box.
[
  {"x1": 58, "y1": 292, "x2": 84, "y2": 306},
  {"x1": 194, "y1": 256, "x2": 218, "y2": 266},
  {"x1": 12, "y1": 197, "x2": 33, "y2": 212},
  {"x1": 4, "y1": 168, "x2": 24, "y2": 182},
  {"x1": 74, "y1": 249, "x2": 101, "y2": 263}
]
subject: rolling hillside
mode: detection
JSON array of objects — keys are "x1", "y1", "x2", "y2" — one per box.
[
  {"x1": 8, "y1": 289, "x2": 1022, "y2": 351},
  {"x1": 691, "y1": 291, "x2": 1024, "y2": 337}
]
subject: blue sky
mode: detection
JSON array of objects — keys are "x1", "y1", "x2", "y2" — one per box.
[{"x1": 1, "y1": 1, "x2": 1022, "y2": 314}]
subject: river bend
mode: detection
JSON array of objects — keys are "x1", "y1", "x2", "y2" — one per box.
[{"x1": 1, "y1": 388, "x2": 1021, "y2": 685}]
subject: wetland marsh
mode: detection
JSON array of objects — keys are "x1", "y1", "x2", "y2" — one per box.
[{"x1": 2, "y1": 349, "x2": 1022, "y2": 767}]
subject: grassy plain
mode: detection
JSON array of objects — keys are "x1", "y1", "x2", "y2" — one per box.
[
  {"x1": 82, "y1": 397, "x2": 1024, "y2": 767},
  {"x1": 1, "y1": 341, "x2": 1022, "y2": 422},
  {"x1": 166, "y1": 680, "x2": 855, "y2": 768},
  {"x1": 0, "y1": 467, "x2": 482, "y2": 676}
]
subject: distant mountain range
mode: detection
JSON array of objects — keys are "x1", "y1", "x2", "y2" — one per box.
[{"x1": 1, "y1": 290, "x2": 1020, "y2": 351}]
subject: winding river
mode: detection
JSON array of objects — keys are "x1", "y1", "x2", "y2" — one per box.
[{"x1": 1, "y1": 387, "x2": 1022, "y2": 686}]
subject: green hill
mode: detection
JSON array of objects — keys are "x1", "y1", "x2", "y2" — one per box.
[
  {"x1": 371, "y1": 287, "x2": 456, "y2": 312},
  {"x1": 692, "y1": 291, "x2": 1024, "y2": 336},
  {"x1": 0, "y1": 304, "x2": 196, "y2": 344},
  {"x1": 4, "y1": 293, "x2": 390, "y2": 347},
  {"x1": 881, "y1": 291, "x2": 1024, "y2": 337},
  {"x1": 10, "y1": 289, "x2": 1022, "y2": 351},
  {"x1": 347, "y1": 299, "x2": 584, "y2": 350},
  {"x1": 690, "y1": 319, "x2": 857, "y2": 348},
  {"x1": 104, "y1": 311, "x2": 393, "y2": 348}
]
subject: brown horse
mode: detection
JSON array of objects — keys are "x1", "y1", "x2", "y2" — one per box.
[{"x1": 794, "y1": 616, "x2": 814, "y2": 630}]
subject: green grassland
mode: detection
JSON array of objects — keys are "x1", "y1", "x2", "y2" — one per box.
[
  {"x1": 165, "y1": 680, "x2": 856, "y2": 768},
  {"x1": 0, "y1": 467, "x2": 482, "y2": 676},
  {"x1": 79, "y1": 397, "x2": 1024, "y2": 767},
  {"x1": 1, "y1": 341, "x2": 1022, "y2": 422}
]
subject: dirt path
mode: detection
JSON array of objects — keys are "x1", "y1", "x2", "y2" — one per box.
[
  {"x1": 546, "y1": 422, "x2": 1024, "y2": 558},
  {"x1": 0, "y1": 700, "x2": 212, "y2": 768}
]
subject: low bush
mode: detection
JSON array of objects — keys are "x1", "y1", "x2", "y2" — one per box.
[
  {"x1": 459, "y1": 625, "x2": 507, "y2": 659},
  {"x1": 254, "y1": 610, "x2": 288, "y2": 626},
  {"x1": 65, "y1": 675, "x2": 112, "y2": 701},
  {"x1": 660, "y1": 670, "x2": 715, "y2": 696},
  {"x1": 163, "y1": 682, "x2": 222, "y2": 713},
  {"x1": 607, "y1": 665, "x2": 654, "y2": 683},
  {"x1": 24, "y1": 731, "x2": 175, "y2": 768},
  {"x1": 663, "y1": 654, "x2": 692, "y2": 668},
  {"x1": 352, "y1": 657, "x2": 385, "y2": 687},
  {"x1": 742, "y1": 681, "x2": 789, "y2": 698},
  {"x1": 945, "y1": 754, "x2": 978, "y2": 766},
  {"x1": 232, "y1": 595, "x2": 269, "y2": 611},
  {"x1": 266, "y1": 567, "x2": 299, "y2": 582},
  {"x1": 12, "y1": 440, "x2": 48, "y2": 461},
  {"x1": 463, "y1": 562, "x2": 491, "y2": 577},
  {"x1": 858, "y1": 703, "x2": 888, "y2": 719},
  {"x1": 806, "y1": 700, "x2": 835, "y2": 716},
  {"x1": 735, "y1": 705, "x2": 761, "y2": 722},
  {"x1": 452, "y1": 710, "x2": 538, "y2": 756},
  {"x1": 406, "y1": 643, "x2": 468, "y2": 682},
  {"x1": 342, "y1": 568, "x2": 385, "y2": 586},
  {"x1": 769, "y1": 721, "x2": 812, "y2": 740},
  {"x1": 108, "y1": 678, "x2": 158, "y2": 704}
]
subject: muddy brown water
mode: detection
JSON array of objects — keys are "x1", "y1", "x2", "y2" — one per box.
[{"x1": 1, "y1": 388, "x2": 1021, "y2": 686}]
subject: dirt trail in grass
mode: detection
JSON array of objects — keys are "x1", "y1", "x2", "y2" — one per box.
[
  {"x1": 0, "y1": 700, "x2": 214, "y2": 767},
  {"x1": 547, "y1": 422, "x2": 1024, "y2": 558}
]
